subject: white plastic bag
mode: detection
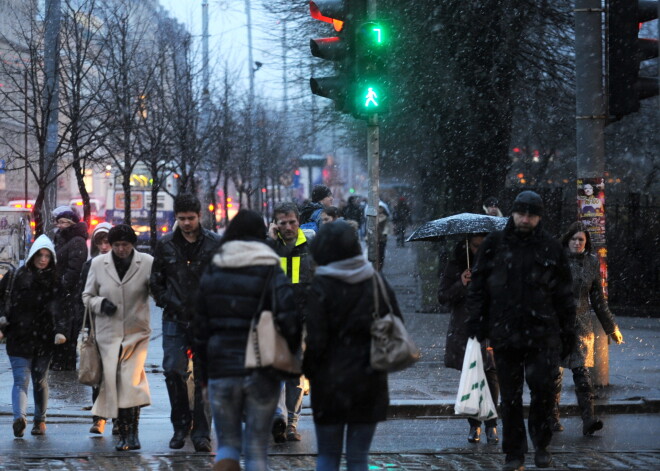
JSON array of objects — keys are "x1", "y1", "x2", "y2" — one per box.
[{"x1": 454, "y1": 337, "x2": 498, "y2": 420}]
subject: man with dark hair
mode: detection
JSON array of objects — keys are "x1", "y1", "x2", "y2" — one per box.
[
  {"x1": 150, "y1": 193, "x2": 221, "y2": 452},
  {"x1": 267, "y1": 202, "x2": 314, "y2": 443},
  {"x1": 466, "y1": 191, "x2": 576, "y2": 471}
]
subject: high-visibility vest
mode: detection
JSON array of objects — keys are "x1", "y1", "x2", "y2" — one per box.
[{"x1": 278, "y1": 229, "x2": 309, "y2": 284}]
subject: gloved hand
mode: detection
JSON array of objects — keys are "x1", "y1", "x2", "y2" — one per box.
[
  {"x1": 560, "y1": 331, "x2": 576, "y2": 359},
  {"x1": 610, "y1": 328, "x2": 624, "y2": 344},
  {"x1": 54, "y1": 333, "x2": 67, "y2": 345},
  {"x1": 101, "y1": 299, "x2": 117, "y2": 316},
  {"x1": 0, "y1": 316, "x2": 8, "y2": 328}
]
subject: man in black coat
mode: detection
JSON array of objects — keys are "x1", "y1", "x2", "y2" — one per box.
[
  {"x1": 150, "y1": 194, "x2": 221, "y2": 452},
  {"x1": 466, "y1": 191, "x2": 576, "y2": 471}
]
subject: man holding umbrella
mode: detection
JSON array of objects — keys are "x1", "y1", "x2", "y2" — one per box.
[{"x1": 465, "y1": 191, "x2": 576, "y2": 471}]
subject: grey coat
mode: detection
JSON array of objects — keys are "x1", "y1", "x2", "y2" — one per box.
[{"x1": 562, "y1": 252, "x2": 617, "y2": 369}]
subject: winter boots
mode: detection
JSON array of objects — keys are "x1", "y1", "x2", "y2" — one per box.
[
  {"x1": 576, "y1": 388, "x2": 603, "y2": 436},
  {"x1": 90, "y1": 417, "x2": 106, "y2": 434},
  {"x1": 115, "y1": 407, "x2": 141, "y2": 451}
]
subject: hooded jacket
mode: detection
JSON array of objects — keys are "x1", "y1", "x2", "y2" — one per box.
[
  {"x1": 465, "y1": 218, "x2": 576, "y2": 353},
  {"x1": 54, "y1": 221, "x2": 89, "y2": 294},
  {"x1": 0, "y1": 235, "x2": 64, "y2": 358},
  {"x1": 193, "y1": 240, "x2": 301, "y2": 382},
  {"x1": 302, "y1": 256, "x2": 399, "y2": 424}
]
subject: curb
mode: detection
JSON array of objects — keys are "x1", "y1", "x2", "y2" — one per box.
[{"x1": 386, "y1": 398, "x2": 660, "y2": 419}]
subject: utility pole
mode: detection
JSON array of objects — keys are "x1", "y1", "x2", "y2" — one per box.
[
  {"x1": 43, "y1": 0, "x2": 61, "y2": 236},
  {"x1": 575, "y1": 0, "x2": 609, "y2": 386},
  {"x1": 365, "y1": 0, "x2": 380, "y2": 269}
]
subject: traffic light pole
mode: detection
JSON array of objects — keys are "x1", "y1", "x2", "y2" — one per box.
[
  {"x1": 575, "y1": 0, "x2": 609, "y2": 386},
  {"x1": 365, "y1": 0, "x2": 381, "y2": 270},
  {"x1": 366, "y1": 114, "x2": 380, "y2": 269}
]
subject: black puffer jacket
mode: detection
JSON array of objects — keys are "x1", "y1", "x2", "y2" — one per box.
[
  {"x1": 150, "y1": 228, "x2": 221, "y2": 325},
  {"x1": 303, "y1": 274, "x2": 401, "y2": 424},
  {"x1": 466, "y1": 218, "x2": 576, "y2": 352},
  {"x1": 193, "y1": 240, "x2": 301, "y2": 383},
  {"x1": 55, "y1": 221, "x2": 89, "y2": 295},
  {"x1": 0, "y1": 241, "x2": 64, "y2": 359}
]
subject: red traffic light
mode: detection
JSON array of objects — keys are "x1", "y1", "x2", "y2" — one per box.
[{"x1": 310, "y1": 1, "x2": 344, "y2": 31}]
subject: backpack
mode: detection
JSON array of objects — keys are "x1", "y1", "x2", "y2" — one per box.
[{"x1": 299, "y1": 208, "x2": 323, "y2": 232}]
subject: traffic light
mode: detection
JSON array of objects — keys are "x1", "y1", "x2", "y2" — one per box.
[
  {"x1": 353, "y1": 21, "x2": 390, "y2": 116},
  {"x1": 607, "y1": 0, "x2": 659, "y2": 119},
  {"x1": 309, "y1": 0, "x2": 365, "y2": 113}
]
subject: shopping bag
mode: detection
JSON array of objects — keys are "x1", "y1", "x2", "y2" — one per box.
[
  {"x1": 79, "y1": 307, "x2": 102, "y2": 387},
  {"x1": 454, "y1": 337, "x2": 497, "y2": 420},
  {"x1": 454, "y1": 337, "x2": 482, "y2": 415}
]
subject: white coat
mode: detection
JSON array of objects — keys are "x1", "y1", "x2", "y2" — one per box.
[{"x1": 82, "y1": 250, "x2": 154, "y2": 419}]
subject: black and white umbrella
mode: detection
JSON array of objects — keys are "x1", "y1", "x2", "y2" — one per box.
[{"x1": 407, "y1": 213, "x2": 508, "y2": 268}]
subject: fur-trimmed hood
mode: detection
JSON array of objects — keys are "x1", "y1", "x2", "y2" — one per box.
[{"x1": 212, "y1": 240, "x2": 280, "y2": 268}]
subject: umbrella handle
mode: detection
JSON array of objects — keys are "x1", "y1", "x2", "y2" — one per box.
[{"x1": 466, "y1": 237, "x2": 470, "y2": 271}]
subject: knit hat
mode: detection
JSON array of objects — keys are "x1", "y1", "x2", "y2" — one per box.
[
  {"x1": 511, "y1": 191, "x2": 544, "y2": 216},
  {"x1": 484, "y1": 196, "x2": 499, "y2": 208},
  {"x1": 107, "y1": 224, "x2": 137, "y2": 245},
  {"x1": 53, "y1": 205, "x2": 80, "y2": 224},
  {"x1": 92, "y1": 222, "x2": 113, "y2": 243},
  {"x1": 311, "y1": 185, "x2": 332, "y2": 203}
]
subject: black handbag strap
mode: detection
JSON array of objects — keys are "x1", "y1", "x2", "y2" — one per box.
[
  {"x1": 253, "y1": 266, "x2": 276, "y2": 321},
  {"x1": 372, "y1": 272, "x2": 393, "y2": 320}
]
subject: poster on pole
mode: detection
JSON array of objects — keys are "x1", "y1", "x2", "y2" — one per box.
[{"x1": 577, "y1": 178, "x2": 608, "y2": 296}]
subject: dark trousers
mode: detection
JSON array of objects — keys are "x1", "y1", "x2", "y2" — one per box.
[
  {"x1": 554, "y1": 366, "x2": 595, "y2": 423},
  {"x1": 467, "y1": 367, "x2": 499, "y2": 428},
  {"x1": 494, "y1": 347, "x2": 561, "y2": 460},
  {"x1": 162, "y1": 320, "x2": 211, "y2": 441}
]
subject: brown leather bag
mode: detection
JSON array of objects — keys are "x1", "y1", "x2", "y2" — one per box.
[{"x1": 79, "y1": 307, "x2": 103, "y2": 387}]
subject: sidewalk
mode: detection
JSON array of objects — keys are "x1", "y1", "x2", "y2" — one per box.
[{"x1": 1, "y1": 239, "x2": 659, "y2": 421}]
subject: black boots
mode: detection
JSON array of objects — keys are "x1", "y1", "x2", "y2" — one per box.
[
  {"x1": 115, "y1": 407, "x2": 141, "y2": 451},
  {"x1": 576, "y1": 389, "x2": 603, "y2": 436},
  {"x1": 467, "y1": 426, "x2": 481, "y2": 443}
]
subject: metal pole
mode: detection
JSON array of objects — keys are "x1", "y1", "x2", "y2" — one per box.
[
  {"x1": 365, "y1": 0, "x2": 380, "y2": 269},
  {"x1": 575, "y1": 0, "x2": 609, "y2": 386},
  {"x1": 24, "y1": 69, "x2": 28, "y2": 206}
]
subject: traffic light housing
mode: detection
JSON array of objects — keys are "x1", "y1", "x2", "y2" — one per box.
[
  {"x1": 309, "y1": 1, "x2": 365, "y2": 113},
  {"x1": 352, "y1": 21, "x2": 390, "y2": 116},
  {"x1": 607, "y1": 0, "x2": 659, "y2": 119}
]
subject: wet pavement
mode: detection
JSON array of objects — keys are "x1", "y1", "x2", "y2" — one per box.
[{"x1": 0, "y1": 239, "x2": 659, "y2": 469}]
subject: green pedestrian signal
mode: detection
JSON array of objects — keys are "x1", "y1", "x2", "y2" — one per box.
[{"x1": 353, "y1": 21, "x2": 390, "y2": 117}]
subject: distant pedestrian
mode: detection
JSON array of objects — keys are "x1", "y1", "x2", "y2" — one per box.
[
  {"x1": 438, "y1": 234, "x2": 499, "y2": 445},
  {"x1": 377, "y1": 202, "x2": 391, "y2": 270},
  {"x1": 466, "y1": 191, "x2": 576, "y2": 471},
  {"x1": 194, "y1": 209, "x2": 302, "y2": 471},
  {"x1": 78, "y1": 222, "x2": 113, "y2": 435},
  {"x1": 300, "y1": 185, "x2": 334, "y2": 231},
  {"x1": 320, "y1": 206, "x2": 340, "y2": 225},
  {"x1": 304, "y1": 220, "x2": 402, "y2": 471},
  {"x1": 51, "y1": 206, "x2": 89, "y2": 371},
  {"x1": 483, "y1": 197, "x2": 503, "y2": 217},
  {"x1": 82, "y1": 224, "x2": 154, "y2": 451},
  {"x1": 552, "y1": 222, "x2": 623, "y2": 435},
  {"x1": 392, "y1": 197, "x2": 412, "y2": 247},
  {"x1": 150, "y1": 193, "x2": 221, "y2": 452},
  {"x1": 0, "y1": 235, "x2": 66, "y2": 438},
  {"x1": 342, "y1": 195, "x2": 364, "y2": 236}
]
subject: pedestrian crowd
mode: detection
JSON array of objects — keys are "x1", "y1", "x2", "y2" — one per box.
[{"x1": 0, "y1": 187, "x2": 624, "y2": 471}]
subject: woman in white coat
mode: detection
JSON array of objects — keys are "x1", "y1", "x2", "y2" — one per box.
[{"x1": 83, "y1": 224, "x2": 153, "y2": 451}]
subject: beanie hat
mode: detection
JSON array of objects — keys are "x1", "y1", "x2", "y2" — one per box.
[
  {"x1": 511, "y1": 191, "x2": 544, "y2": 216},
  {"x1": 484, "y1": 196, "x2": 499, "y2": 207},
  {"x1": 311, "y1": 185, "x2": 332, "y2": 203},
  {"x1": 92, "y1": 222, "x2": 113, "y2": 243},
  {"x1": 107, "y1": 224, "x2": 137, "y2": 245},
  {"x1": 53, "y1": 206, "x2": 80, "y2": 224}
]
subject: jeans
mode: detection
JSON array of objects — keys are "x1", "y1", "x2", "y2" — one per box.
[
  {"x1": 9, "y1": 355, "x2": 51, "y2": 422},
  {"x1": 315, "y1": 422, "x2": 377, "y2": 471},
  {"x1": 275, "y1": 376, "x2": 304, "y2": 427},
  {"x1": 162, "y1": 320, "x2": 211, "y2": 441},
  {"x1": 494, "y1": 347, "x2": 561, "y2": 460},
  {"x1": 208, "y1": 371, "x2": 280, "y2": 471}
]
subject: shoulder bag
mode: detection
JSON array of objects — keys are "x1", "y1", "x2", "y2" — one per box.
[
  {"x1": 370, "y1": 272, "x2": 421, "y2": 372},
  {"x1": 245, "y1": 267, "x2": 302, "y2": 375},
  {"x1": 78, "y1": 306, "x2": 103, "y2": 387}
]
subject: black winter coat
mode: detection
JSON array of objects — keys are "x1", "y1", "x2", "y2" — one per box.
[
  {"x1": 438, "y1": 241, "x2": 494, "y2": 370},
  {"x1": 150, "y1": 228, "x2": 222, "y2": 325},
  {"x1": 55, "y1": 221, "x2": 89, "y2": 295},
  {"x1": 302, "y1": 275, "x2": 401, "y2": 424},
  {"x1": 193, "y1": 242, "x2": 301, "y2": 383},
  {"x1": 466, "y1": 219, "x2": 576, "y2": 353},
  {"x1": 0, "y1": 265, "x2": 64, "y2": 358}
]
